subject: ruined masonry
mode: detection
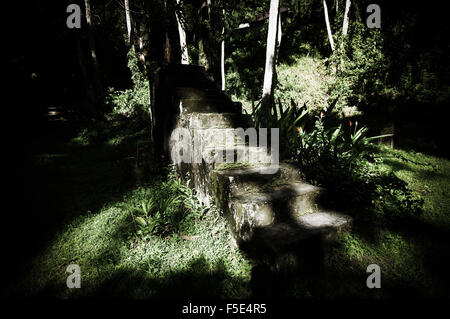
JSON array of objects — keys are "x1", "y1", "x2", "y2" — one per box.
[{"x1": 154, "y1": 64, "x2": 353, "y2": 272}]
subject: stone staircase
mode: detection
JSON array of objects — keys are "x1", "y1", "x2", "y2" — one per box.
[{"x1": 155, "y1": 64, "x2": 353, "y2": 273}]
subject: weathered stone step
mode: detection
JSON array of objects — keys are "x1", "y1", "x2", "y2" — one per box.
[
  {"x1": 245, "y1": 212, "x2": 353, "y2": 272},
  {"x1": 175, "y1": 87, "x2": 230, "y2": 101},
  {"x1": 180, "y1": 99, "x2": 242, "y2": 114},
  {"x1": 203, "y1": 145, "x2": 274, "y2": 165},
  {"x1": 211, "y1": 163, "x2": 305, "y2": 208},
  {"x1": 213, "y1": 162, "x2": 301, "y2": 184},
  {"x1": 254, "y1": 212, "x2": 352, "y2": 248},
  {"x1": 296, "y1": 211, "x2": 353, "y2": 237},
  {"x1": 211, "y1": 163, "x2": 301, "y2": 198},
  {"x1": 239, "y1": 211, "x2": 353, "y2": 276},
  {"x1": 187, "y1": 113, "x2": 253, "y2": 129},
  {"x1": 225, "y1": 182, "x2": 326, "y2": 239},
  {"x1": 162, "y1": 65, "x2": 216, "y2": 89}
]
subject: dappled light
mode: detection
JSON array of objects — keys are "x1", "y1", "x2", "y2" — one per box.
[{"x1": 3, "y1": 0, "x2": 449, "y2": 308}]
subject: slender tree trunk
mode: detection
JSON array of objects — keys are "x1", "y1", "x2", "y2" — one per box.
[
  {"x1": 198, "y1": 39, "x2": 210, "y2": 70},
  {"x1": 124, "y1": 0, "x2": 132, "y2": 45},
  {"x1": 220, "y1": 9, "x2": 225, "y2": 91},
  {"x1": 84, "y1": 0, "x2": 103, "y2": 101},
  {"x1": 206, "y1": 0, "x2": 211, "y2": 19},
  {"x1": 275, "y1": 12, "x2": 282, "y2": 63},
  {"x1": 323, "y1": 0, "x2": 335, "y2": 51},
  {"x1": 175, "y1": 0, "x2": 189, "y2": 64},
  {"x1": 336, "y1": 0, "x2": 339, "y2": 13},
  {"x1": 75, "y1": 34, "x2": 96, "y2": 116},
  {"x1": 261, "y1": 0, "x2": 280, "y2": 114},
  {"x1": 342, "y1": 0, "x2": 351, "y2": 36}
]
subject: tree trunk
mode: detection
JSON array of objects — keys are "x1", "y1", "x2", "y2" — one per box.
[
  {"x1": 75, "y1": 34, "x2": 96, "y2": 116},
  {"x1": 175, "y1": 0, "x2": 189, "y2": 64},
  {"x1": 206, "y1": 0, "x2": 211, "y2": 19},
  {"x1": 198, "y1": 39, "x2": 210, "y2": 70},
  {"x1": 275, "y1": 11, "x2": 282, "y2": 63},
  {"x1": 124, "y1": 0, "x2": 132, "y2": 45},
  {"x1": 323, "y1": 0, "x2": 335, "y2": 51},
  {"x1": 261, "y1": 0, "x2": 280, "y2": 115},
  {"x1": 342, "y1": 0, "x2": 351, "y2": 36},
  {"x1": 84, "y1": 0, "x2": 103, "y2": 102},
  {"x1": 220, "y1": 9, "x2": 225, "y2": 91}
]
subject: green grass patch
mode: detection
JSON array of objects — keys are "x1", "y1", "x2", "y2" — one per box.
[
  {"x1": 312, "y1": 147, "x2": 450, "y2": 298},
  {"x1": 19, "y1": 189, "x2": 252, "y2": 298},
  {"x1": 12, "y1": 118, "x2": 252, "y2": 299},
  {"x1": 12, "y1": 110, "x2": 450, "y2": 299}
]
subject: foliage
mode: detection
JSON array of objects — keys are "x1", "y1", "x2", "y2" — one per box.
[
  {"x1": 254, "y1": 95, "x2": 424, "y2": 221},
  {"x1": 106, "y1": 47, "x2": 150, "y2": 118},
  {"x1": 327, "y1": 19, "x2": 389, "y2": 110},
  {"x1": 18, "y1": 114, "x2": 253, "y2": 298},
  {"x1": 291, "y1": 110, "x2": 424, "y2": 221},
  {"x1": 125, "y1": 168, "x2": 208, "y2": 237},
  {"x1": 226, "y1": 27, "x2": 267, "y2": 109},
  {"x1": 275, "y1": 56, "x2": 341, "y2": 114}
]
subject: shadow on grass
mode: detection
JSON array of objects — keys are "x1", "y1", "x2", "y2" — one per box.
[
  {"x1": 248, "y1": 232, "x2": 445, "y2": 299},
  {"x1": 244, "y1": 208, "x2": 450, "y2": 298},
  {"x1": 26, "y1": 255, "x2": 246, "y2": 299},
  {"x1": 383, "y1": 215, "x2": 450, "y2": 297},
  {"x1": 2, "y1": 116, "x2": 154, "y2": 297}
]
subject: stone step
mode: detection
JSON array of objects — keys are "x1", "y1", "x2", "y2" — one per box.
[
  {"x1": 212, "y1": 163, "x2": 301, "y2": 193},
  {"x1": 244, "y1": 212, "x2": 353, "y2": 272},
  {"x1": 187, "y1": 113, "x2": 254, "y2": 129},
  {"x1": 254, "y1": 212, "x2": 352, "y2": 249},
  {"x1": 211, "y1": 164, "x2": 306, "y2": 209},
  {"x1": 213, "y1": 162, "x2": 301, "y2": 183},
  {"x1": 203, "y1": 145, "x2": 274, "y2": 165},
  {"x1": 296, "y1": 211, "x2": 353, "y2": 237},
  {"x1": 180, "y1": 99, "x2": 242, "y2": 114},
  {"x1": 161, "y1": 65, "x2": 216, "y2": 89},
  {"x1": 194, "y1": 130, "x2": 249, "y2": 149},
  {"x1": 228, "y1": 182, "x2": 326, "y2": 235},
  {"x1": 211, "y1": 166, "x2": 330, "y2": 242},
  {"x1": 175, "y1": 87, "x2": 230, "y2": 101}
]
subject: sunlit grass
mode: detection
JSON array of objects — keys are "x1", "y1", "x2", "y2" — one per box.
[
  {"x1": 378, "y1": 147, "x2": 450, "y2": 228},
  {"x1": 18, "y1": 121, "x2": 450, "y2": 298},
  {"x1": 20, "y1": 186, "x2": 252, "y2": 298},
  {"x1": 16, "y1": 124, "x2": 253, "y2": 299},
  {"x1": 320, "y1": 146, "x2": 450, "y2": 298}
]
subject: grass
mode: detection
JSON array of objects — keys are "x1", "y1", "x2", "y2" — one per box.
[
  {"x1": 19, "y1": 191, "x2": 252, "y2": 298},
  {"x1": 379, "y1": 147, "x2": 450, "y2": 228},
  {"x1": 6, "y1": 119, "x2": 252, "y2": 299},
  {"x1": 5, "y1": 112, "x2": 449, "y2": 298},
  {"x1": 308, "y1": 146, "x2": 450, "y2": 298}
]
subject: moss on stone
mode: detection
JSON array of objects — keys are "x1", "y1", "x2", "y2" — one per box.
[
  {"x1": 259, "y1": 179, "x2": 290, "y2": 192},
  {"x1": 215, "y1": 162, "x2": 251, "y2": 171}
]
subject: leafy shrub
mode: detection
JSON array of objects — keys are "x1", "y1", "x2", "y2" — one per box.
[
  {"x1": 327, "y1": 19, "x2": 390, "y2": 110},
  {"x1": 293, "y1": 111, "x2": 424, "y2": 221},
  {"x1": 125, "y1": 167, "x2": 208, "y2": 237},
  {"x1": 106, "y1": 47, "x2": 150, "y2": 118},
  {"x1": 257, "y1": 99, "x2": 424, "y2": 222},
  {"x1": 275, "y1": 56, "x2": 343, "y2": 115}
]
